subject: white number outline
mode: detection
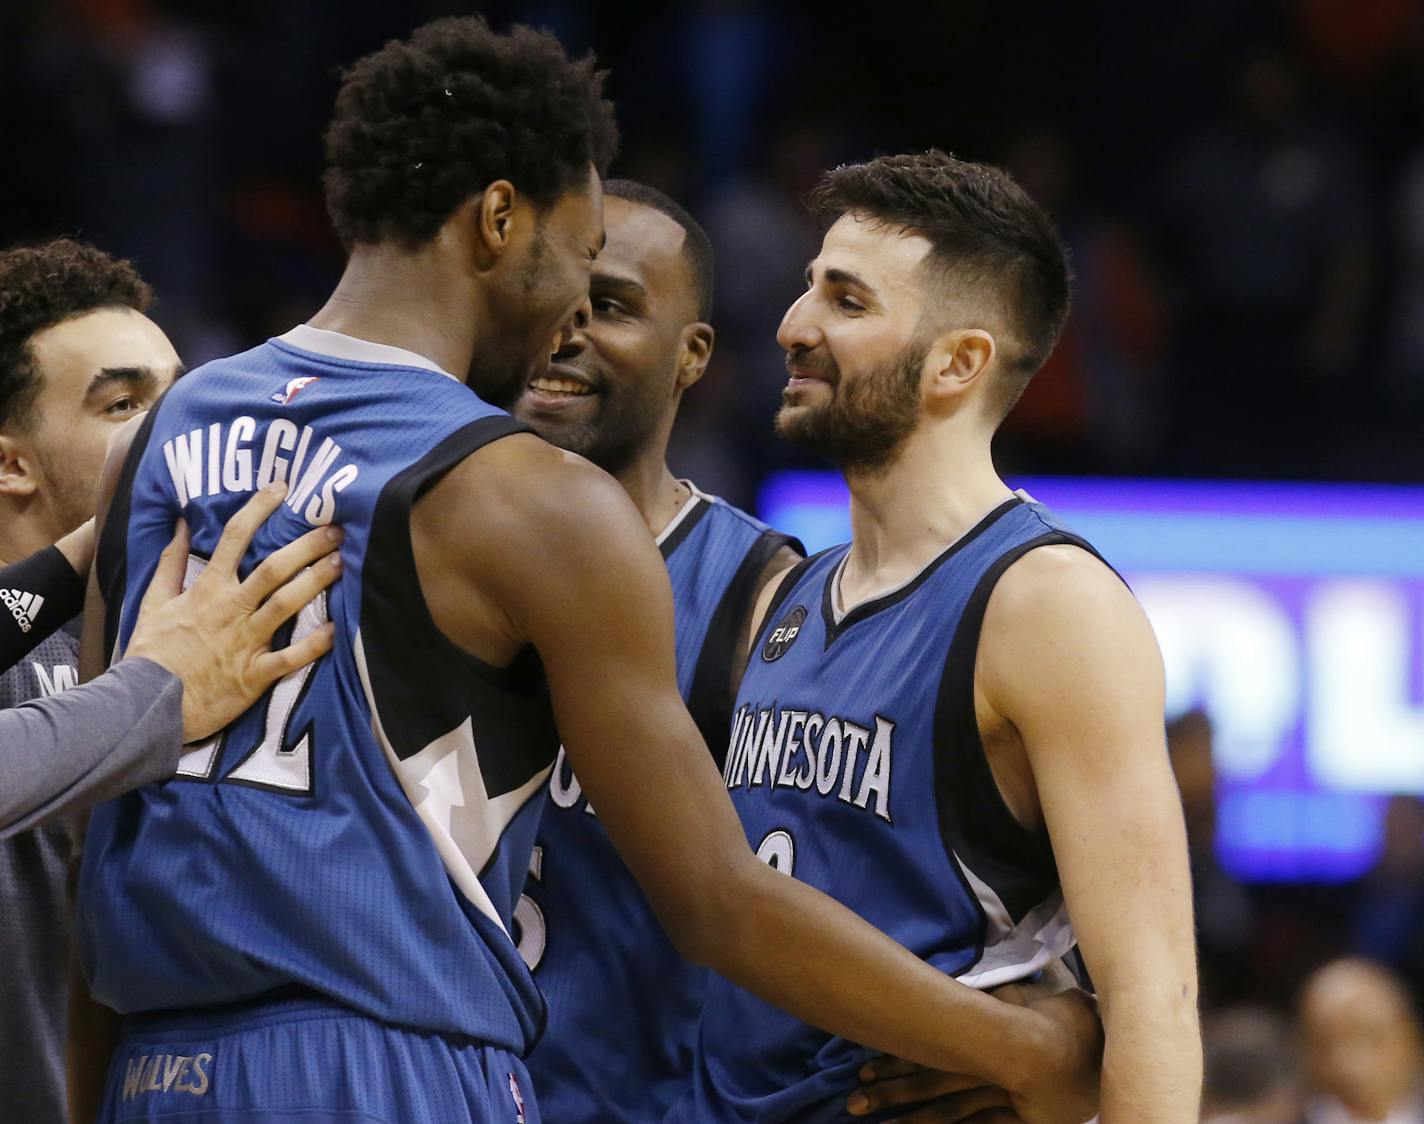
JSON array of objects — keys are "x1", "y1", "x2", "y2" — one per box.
[
  {"x1": 172, "y1": 554, "x2": 327, "y2": 796},
  {"x1": 514, "y1": 845, "x2": 546, "y2": 970},
  {"x1": 756, "y1": 828, "x2": 796, "y2": 875}
]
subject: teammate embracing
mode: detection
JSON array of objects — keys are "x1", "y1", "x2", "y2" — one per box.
[
  {"x1": 72, "y1": 22, "x2": 1103, "y2": 1124},
  {"x1": 680, "y1": 151, "x2": 1201, "y2": 1122},
  {"x1": 509, "y1": 180, "x2": 800, "y2": 1121}
]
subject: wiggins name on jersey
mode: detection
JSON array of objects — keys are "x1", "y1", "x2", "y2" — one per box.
[
  {"x1": 680, "y1": 494, "x2": 1106, "y2": 1124},
  {"x1": 77, "y1": 325, "x2": 560, "y2": 1055}
]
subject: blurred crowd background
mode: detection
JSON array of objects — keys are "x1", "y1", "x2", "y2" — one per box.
[{"x1": 6, "y1": 0, "x2": 1424, "y2": 1118}]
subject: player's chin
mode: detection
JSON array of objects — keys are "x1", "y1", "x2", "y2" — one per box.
[{"x1": 774, "y1": 401, "x2": 822, "y2": 441}]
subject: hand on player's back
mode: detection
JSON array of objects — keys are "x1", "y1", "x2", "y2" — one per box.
[
  {"x1": 848, "y1": 975, "x2": 1103, "y2": 1123},
  {"x1": 125, "y1": 482, "x2": 342, "y2": 742}
]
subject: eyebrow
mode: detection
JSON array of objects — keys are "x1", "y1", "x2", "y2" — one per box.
[
  {"x1": 824, "y1": 267, "x2": 875, "y2": 293},
  {"x1": 83, "y1": 366, "x2": 159, "y2": 401},
  {"x1": 591, "y1": 272, "x2": 649, "y2": 301}
]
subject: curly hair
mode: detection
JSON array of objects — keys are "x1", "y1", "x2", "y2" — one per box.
[
  {"x1": 324, "y1": 16, "x2": 619, "y2": 250},
  {"x1": 0, "y1": 239, "x2": 154, "y2": 432},
  {"x1": 809, "y1": 149, "x2": 1071, "y2": 421}
]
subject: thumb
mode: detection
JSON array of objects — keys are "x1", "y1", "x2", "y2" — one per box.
[{"x1": 139, "y1": 519, "x2": 191, "y2": 614}]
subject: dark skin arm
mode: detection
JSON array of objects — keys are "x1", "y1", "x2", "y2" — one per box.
[{"x1": 413, "y1": 435, "x2": 1098, "y2": 1104}]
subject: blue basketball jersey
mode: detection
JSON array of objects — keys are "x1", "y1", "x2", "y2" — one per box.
[
  {"x1": 522, "y1": 486, "x2": 797, "y2": 1122},
  {"x1": 77, "y1": 326, "x2": 561, "y2": 1054},
  {"x1": 679, "y1": 495, "x2": 1104, "y2": 1123}
]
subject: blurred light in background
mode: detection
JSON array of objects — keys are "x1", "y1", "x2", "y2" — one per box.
[{"x1": 759, "y1": 472, "x2": 1424, "y2": 884}]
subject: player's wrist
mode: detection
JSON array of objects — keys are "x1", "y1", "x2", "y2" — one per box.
[{"x1": 987, "y1": 1006, "x2": 1057, "y2": 1093}]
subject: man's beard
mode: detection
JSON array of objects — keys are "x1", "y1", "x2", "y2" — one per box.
[
  {"x1": 775, "y1": 337, "x2": 925, "y2": 474},
  {"x1": 524, "y1": 381, "x2": 665, "y2": 478}
]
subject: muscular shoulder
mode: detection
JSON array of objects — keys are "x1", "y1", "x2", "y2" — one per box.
[
  {"x1": 987, "y1": 544, "x2": 1136, "y2": 631},
  {"x1": 420, "y1": 432, "x2": 646, "y2": 561},
  {"x1": 979, "y1": 544, "x2": 1162, "y2": 715},
  {"x1": 410, "y1": 432, "x2": 668, "y2": 661}
]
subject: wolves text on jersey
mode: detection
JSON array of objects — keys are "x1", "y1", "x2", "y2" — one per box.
[
  {"x1": 121, "y1": 1052, "x2": 212, "y2": 1102},
  {"x1": 723, "y1": 704, "x2": 894, "y2": 822},
  {"x1": 161, "y1": 417, "x2": 361, "y2": 525}
]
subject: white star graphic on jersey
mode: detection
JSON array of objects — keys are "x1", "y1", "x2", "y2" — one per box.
[{"x1": 414, "y1": 744, "x2": 467, "y2": 837}]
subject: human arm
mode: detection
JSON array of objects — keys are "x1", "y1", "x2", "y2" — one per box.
[
  {"x1": 847, "y1": 962, "x2": 1101, "y2": 1121},
  {"x1": 412, "y1": 438, "x2": 1097, "y2": 1099},
  {"x1": 0, "y1": 532, "x2": 90, "y2": 674},
  {"x1": 979, "y1": 546, "x2": 1201, "y2": 1121},
  {"x1": 0, "y1": 658, "x2": 182, "y2": 838},
  {"x1": 729, "y1": 541, "x2": 802, "y2": 696}
]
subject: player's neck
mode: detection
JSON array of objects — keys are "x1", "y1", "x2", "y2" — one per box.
[
  {"x1": 840, "y1": 427, "x2": 1009, "y2": 600},
  {"x1": 308, "y1": 244, "x2": 481, "y2": 380},
  {"x1": 616, "y1": 453, "x2": 687, "y2": 541}
]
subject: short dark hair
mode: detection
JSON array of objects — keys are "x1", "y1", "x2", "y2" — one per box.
[
  {"x1": 0, "y1": 239, "x2": 153, "y2": 432},
  {"x1": 808, "y1": 149, "x2": 1071, "y2": 420},
  {"x1": 324, "y1": 16, "x2": 619, "y2": 250},
  {"x1": 603, "y1": 179, "x2": 715, "y2": 322}
]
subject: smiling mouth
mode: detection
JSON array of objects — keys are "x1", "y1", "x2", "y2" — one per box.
[
  {"x1": 527, "y1": 363, "x2": 598, "y2": 400},
  {"x1": 529, "y1": 376, "x2": 595, "y2": 397}
]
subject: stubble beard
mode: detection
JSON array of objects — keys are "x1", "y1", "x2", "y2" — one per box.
[{"x1": 775, "y1": 339, "x2": 926, "y2": 475}]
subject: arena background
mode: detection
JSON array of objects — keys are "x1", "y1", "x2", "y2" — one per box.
[{"x1": 7, "y1": 0, "x2": 1424, "y2": 1113}]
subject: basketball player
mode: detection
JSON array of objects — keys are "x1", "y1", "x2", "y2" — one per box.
[
  {"x1": 509, "y1": 180, "x2": 800, "y2": 1121},
  {"x1": 74, "y1": 23, "x2": 1097, "y2": 1124},
  {"x1": 681, "y1": 150, "x2": 1200, "y2": 1122},
  {"x1": 0, "y1": 238, "x2": 179, "y2": 1122}
]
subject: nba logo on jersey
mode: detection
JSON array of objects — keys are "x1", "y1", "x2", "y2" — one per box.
[
  {"x1": 508, "y1": 1073, "x2": 526, "y2": 1123},
  {"x1": 270, "y1": 375, "x2": 320, "y2": 405}
]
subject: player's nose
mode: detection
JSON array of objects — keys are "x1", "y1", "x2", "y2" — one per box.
[
  {"x1": 562, "y1": 299, "x2": 594, "y2": 356},
  {"x1": 776, "y1": 290, "x2": 821, "y2": 353}
]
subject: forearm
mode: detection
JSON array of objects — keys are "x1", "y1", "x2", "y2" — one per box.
[
  {"x1": 698, "y1": 860, "x2": 1054, "y2": 1090},
  {"x1": 1098, "y1": 990, "x2": 1202, "y2": 1122},
  {"x1": 0, "y1": 544, "x2": 87, "y2": 673},
  {"x1": 0, "y1": 658, "x2": 184, "y2": 837}
]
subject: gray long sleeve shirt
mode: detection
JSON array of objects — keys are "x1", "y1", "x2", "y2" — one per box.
[
  {"x1": 0, "y1": 650, "x2": 182, "y2": 1122},
  {"x1": 0, "y1": 657, "x2": 184, "y2": 839}
]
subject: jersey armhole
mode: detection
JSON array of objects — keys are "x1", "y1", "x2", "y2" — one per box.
[
  {"x1": 365, "y1": 414, "x2": 534, "y2": 689},
  {"x1": 933, "y1": 532, "x2": 1106, "y2": 926},
  {"x1": 748, "y1": 545, "x2": 832, "y2": 653},
  {"x1": 97, "y1": 390, "x2": 170, "y2": 662},
  {"x1": 686, "y1": 530, "x2": 802, "y2": 768}
]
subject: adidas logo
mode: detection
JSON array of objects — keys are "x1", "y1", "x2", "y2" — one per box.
[{"x1": 0, "y1": 588, "x2": 44, "y2": 633}]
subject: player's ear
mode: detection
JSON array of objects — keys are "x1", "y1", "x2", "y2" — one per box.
[
  {"x1": 473, "y1": 180, "x2": 518, "y2": 263},
  {"x1": 0, "y1": 432, "x2": 40, "y2": 498},
  {"x1": 675, "y1": 322, "x2": 715, "y2": 393},
  {"x1": 924, "y1": 328, "x2": 996, "y2": 405}
]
